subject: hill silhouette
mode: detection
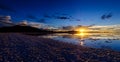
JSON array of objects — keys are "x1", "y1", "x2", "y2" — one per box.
[
  {"x1": 0, "y1": 25, "x2": 77, "y2": 35},
  {"x1": 0, "y1": 25, "x2": 54, "y2": 35}
]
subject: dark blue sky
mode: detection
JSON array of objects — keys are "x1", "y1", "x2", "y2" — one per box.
[{"x1": 0, "y1": 0, "x2": 120, "y2": 27}]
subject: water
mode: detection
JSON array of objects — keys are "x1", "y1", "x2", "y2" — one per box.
[{"x1": 39, "y1": 33, "x2": 120, "y2": 51}]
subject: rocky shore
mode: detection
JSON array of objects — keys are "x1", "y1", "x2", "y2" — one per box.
[{"x1": 0, "y1": 33, "x2": 120, "y2": 62}]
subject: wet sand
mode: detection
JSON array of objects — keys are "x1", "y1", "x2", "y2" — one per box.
[{"x1": 0, "y1": 33, "x2": 120, "y2": 62}]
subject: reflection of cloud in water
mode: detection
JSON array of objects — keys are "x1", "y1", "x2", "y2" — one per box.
[{"x1": 39, "y1": 33, "x2": 120, "y2": 51}]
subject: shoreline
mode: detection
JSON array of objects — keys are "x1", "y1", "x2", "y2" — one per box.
[{"x1": 0, "y1": 33, "x2": 120, "y2": 62}]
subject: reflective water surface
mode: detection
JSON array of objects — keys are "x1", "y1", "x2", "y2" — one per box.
[{"x1": 39, "y1": 33, "x2": 120, "y2": 51}]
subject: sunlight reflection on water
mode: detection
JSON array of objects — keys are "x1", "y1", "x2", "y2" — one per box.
[{"x1": 39, "y1": 33, "x2": 120, "y2": 51}]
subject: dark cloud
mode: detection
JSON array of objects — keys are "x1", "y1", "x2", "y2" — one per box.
[
  {"x1": 0, "y1": 4, "x2": 16, "y2": 12},
  {"x1": 43, "y1": 13, "x2": 81, "y2": 22},
  {"x1": 106, "y1": 13, "x2": 112, "y2": 19},
  {"x1": 55, "y1": 16, "x2": 70, "y2": 19},
  {"x1": 101, "y1": 15, "x2": 106, "y2": 20},
  {"x1": 54, "y1": 13, "x2": 71, "y2": 20},
  {"x1": 101, "y1": 13, "x2": 113, "y2": 20},
  {"x1": 54, "y1": 14, "x2": 81, "y2": 21},
  {"x1": 44, "y1": 14, "x2": 70, "y2": 20}
]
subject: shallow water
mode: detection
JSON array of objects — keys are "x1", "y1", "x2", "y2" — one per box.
[{"x1": 39, "y1": 33, "x2": 120, "y2": 51}]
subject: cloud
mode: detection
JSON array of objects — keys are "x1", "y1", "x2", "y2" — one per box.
[
  {"x1": 0, "y1": 4, "x2": 16, "y2": 12},
  {"x1": 55, "y1": 16, "x2": 70, "y2": 19},
  {"x1": 106, "y1": 13, "x2": 112, "y2": 19},
  {"x1": 27, "y1": 21, "x2": 55, "y2": 29},
  {"x1": 101, "y1": 13, "x2": 113, "y2": 20},
  {"x1": 43, "y1": 13, "x2": 81, "y2": 21},
  {"x1": 101, "y1": 15, "x2": 106, "y2": 20},
  {"x1": 44, "y1": 14, "x2": 70, "y2": 20}
]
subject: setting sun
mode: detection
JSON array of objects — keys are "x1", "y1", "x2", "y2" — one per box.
[{"x1": 80, "y1": 29, "x2": 85, "y2": 33}]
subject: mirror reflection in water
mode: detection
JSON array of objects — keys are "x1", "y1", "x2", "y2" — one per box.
[{"x1": 39, "y1": 32, "x2": 120, "y2": 51}]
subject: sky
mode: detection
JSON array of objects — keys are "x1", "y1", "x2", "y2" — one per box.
[{"x1": 0, "y1": 0, "x2": 120, "y2": 27}]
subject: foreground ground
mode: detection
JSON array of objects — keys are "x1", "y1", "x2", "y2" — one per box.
[{"x1": 0, "y1": 33, "x2": 120, "y2": 62}]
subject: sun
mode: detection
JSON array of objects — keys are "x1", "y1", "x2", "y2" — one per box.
[
  {"x1": 80, "y1": 29, "x2": 85, "y2": 33},
  {"x1": 75, "y1": 28, "x2": 88, "y2": 37}
]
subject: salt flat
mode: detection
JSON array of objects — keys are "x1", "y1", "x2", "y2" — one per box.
[{"x1": 0, "y1": 33, "x2": 120, "y2": 62}]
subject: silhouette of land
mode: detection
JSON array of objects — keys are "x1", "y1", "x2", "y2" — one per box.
[
  {"x1": 0, "y1": 25, "x2": 76, "y2": 35},
  {"x1": 0, "y1": 25, "x2": 50, "y2": 32},
  {"x1": 0, "y1": 33, "x2": 120, "y2": 62}
]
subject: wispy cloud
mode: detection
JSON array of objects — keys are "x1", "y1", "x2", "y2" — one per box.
[
  {"x1": 27, "y1": 21, "x2": 53, "y2": 29},
  {"x1": 43, "y1": 13, "x2": 81, "y2": 21},
  {"x1": 55, "y1": 16, "x2": 70, "y2": 20}
]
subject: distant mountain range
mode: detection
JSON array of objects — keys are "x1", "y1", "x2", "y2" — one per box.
[
  {"x1": 0, "y1": 25, "x2": 56, "y2": 35},
  {"x1": 0, "y1": 20, "x2": 76, "y2": 34},
  {"x1": 0, "y1": 25, "x2": 76, "y2": 35}
]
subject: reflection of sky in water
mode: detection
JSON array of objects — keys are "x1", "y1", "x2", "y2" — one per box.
[
  {"x1": 39, "y1": 33, "x2": 120, "y2": 51},
  {"x1": 53, "y1": 37, "x2": 79, "y2": 45},
  {"x1": 84, "y1": 39, "x2": 120, "y2": 51}
]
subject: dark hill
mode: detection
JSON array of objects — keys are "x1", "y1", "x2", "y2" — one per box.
[
  {"x1": 0, "y1": 25, "x2": 54, "y2": 35},
  {"x1": 0, "y1": 25, "x2": 76, "y2": 35}
]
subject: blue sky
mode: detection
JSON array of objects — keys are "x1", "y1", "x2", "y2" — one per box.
[{"x1": 0, "y1": 0, "x2": 120, "y2": 27}]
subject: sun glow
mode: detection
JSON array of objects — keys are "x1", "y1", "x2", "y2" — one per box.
[
  {"x1": 80, "y1": 29, "x2": 85, "y2": 33},
  {"x1": 75, "y1": 32, "x2": 85, "y2": 36},
  {"x1": 79, "y1": 32, "x2": 85, "y2": 36},
  {"x1": 75, "y1": 28, "x2": 89, "y2": 37},
  {"x1": 76, "y1": 28, "x2": 88, "y2": 33}
]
